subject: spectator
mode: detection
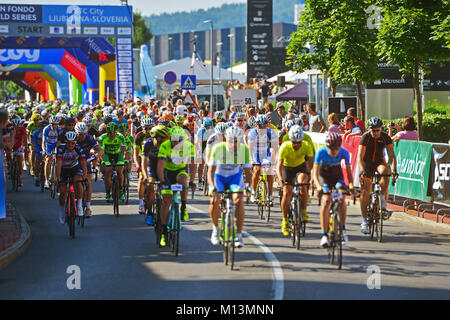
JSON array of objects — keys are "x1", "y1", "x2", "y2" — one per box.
[
  {"x1": 328, "y1": 113, "x2": 343, "y2": 134},
  {"x1": 389, "y1": 116, "x2": 418, "y2": 142},
  {"x1": 259, "y1": 79, "x2": 271, "y2": 103},
  {"x1": 171, "y1": 90, "x2": 183, "y2": 105},
  {"x1": 270, "y1": 102, "x2": 286, "y2": 130},
  {"x1": 306, "y1": 102, "x2": 326, "y2": 133},
  {"x1": 343, "y1": 115, "x2": 363, "y2": 138},
  {"x1": 347, "y1": 107, "x2": 365, "y2": 132}
]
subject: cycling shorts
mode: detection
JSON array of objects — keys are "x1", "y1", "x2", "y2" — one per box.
[
  {"x1": 146, "y1": 157, "x2": 158, "y2": 179},
  {"x1": 103, "y1": 153, "x2": 124, "y2": 166},
  {"x1": 163, "y1": 166, "x2": 188, "y2": 189},
  {"x1": 59, "y1": 166, "x2": 83, "y2": 186},
  {"x1": 362, "y1": 159, "x2": 387, "y2": 179},
  {"x1": 214, "y1": 171, "x2": 244, "y2": 193},
  {"x1": 13, "y1": 145, "x2": 24, "y2": 156},
  {"x1": 45, "y1": 143, "x2": 57, "y2": 155},
  {"x1": 281, "y1": 162, "x2": 309, "y2": 185}
]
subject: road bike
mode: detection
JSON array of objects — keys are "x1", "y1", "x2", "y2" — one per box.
[
  {"x1": 217, "y1": 190, "x2": 239, "y2": 270},
  {"x1": 202, "y1": 164, "x2": 208, "y2": 196},
  {"x1": 122, "y1": 160, "x2": 130, "y2": 204},
  {"x1": 256, "y1": 163, "x2": 272, "y2": 222},
  {"x1": 288, "y1": 182, "x2": 310, "y2": 250},
  {"x1": 143, "y1": 180, "x2": 162, "y2": 245},
  {"x1": 165, "y1": 184, "x2": 185, "y2": 256},
  {"x1": 49, "y1": 150, "x2": 58, "y2": 199},
  {"x1": 365, "y1": 172, "x2": 397, "y2": 243},
  {"x1": 63, "y1": 177, "x2": 86, "y2": 239},
  {"x1": 109, "y1": 161, "x2": 122, "y2": 217}
]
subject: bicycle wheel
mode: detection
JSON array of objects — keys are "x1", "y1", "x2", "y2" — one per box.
[
  {"x1": 265, "y1": 181, "x2": 271, "y2": 222},
  {"x1": 295, "y1": 199, "x2": 302, "y2": 250},
  {"x1": 256, "y1": 180, "x2": 264, "y2": 220},
  {"x1": 369, "y1": 199, "x2": 378, "y2": 240},
  {"x1": 203, "y1": 165, "x2": 208, "y2": 196},
  {"x1": 67, "y1": 192, "x2": 76, "y2": 239},
  {"x1": 228, "y1": 212, "x2": 235, "y2": 270},
  {"x1": 154, "y1": 196, "x2": 162, "y2": 246},
  {"x1": 112, "y1": 177, "x2": 120, "y2": 217},
  {"x1": 221, "y1": 212, "x2": 229, "y2": 266},
  {"x1": 378, "y1": 208, "x2": 384, "y2": 243},
  {"x1": 123, "y1": 167, "x2": 130, "y2": 204},
  {"x1": 333, "y1": 206, "x2": 343, "y2": 269},
  {"x1": 170, "y1": 203, "x2": 180, "y2": 256}
]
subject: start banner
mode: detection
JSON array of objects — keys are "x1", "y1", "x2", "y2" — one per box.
[{"x1": 389, "y1": 140, "x2": 433, "y2": 202}]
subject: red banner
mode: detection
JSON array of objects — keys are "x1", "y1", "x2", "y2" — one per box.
[
  {"x1": 23, "y1": 72, "x2": 48, "y2": 100},
  {"x1": 341, "y1": 135, "x2": 361, "y2": 185},
  {"x1": 60, "y1": 51, "x2": 86, "y2": 84}
]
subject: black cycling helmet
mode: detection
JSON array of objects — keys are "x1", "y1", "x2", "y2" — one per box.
[
  {"x1": 65, "y1": 117, "x2": 76, "y2": 126},
  {"x1": 367, "y1": 116, "x2": 383, "y2": 129},
  {"x1": 325, "y1": 132, "x2": 342, "y2": 148},
  {"x1": 39, "y1": 119, "x2": 49, "y2": 128},
  {"x1": 104, "y1": 115, "x2": 113, "y2": 124}
]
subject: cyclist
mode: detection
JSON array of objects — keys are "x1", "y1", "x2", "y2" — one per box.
[
  {"x1": 134, "y1": 117, "x2": 155, "y2": 214},
  {"x1": 157, "y1": 126, "x2": 196, "y2": 247},
  {"x1": 119, "y1": 122, "x2": 134, "y2": 180},
  {"x1": 313, "y1": 132, "x2": 353, "y2": 247},
  {"x1": 204, "y1": 122, "x2": 229, "y2": 163},
  {"x1": 75, "y1": 122, "x2": 103, "y2": 218},
  {"x1": 9, "y1": 116, "x2": 27, "y2": 187},
  {"x1": 196, "y1": 118, "x2": 215, "y2": 191},
  {"x1": 98, "y1": 122, "x2": 127, "y2": 203},
  {"x1": 55, "y1": 131, "x2": 87, "y2": 225},
  {"x1": 27, "y1": 112, "x2": 41, "y2": 176},
  {"x1": 357, "y1": 117, "x2": 397, "y2": 234},
  {"x1": 141, "y1": 125, "x2": 170, "y2": 225},
  {"x1": 247, "y1": 114, "x2": 278, "y2": 204},
  {"x1": 277, "y1": 125, "x2": 314, "y2": 237},
  {"x1": 42, "y1": 116, "x2": 62, "y2": 188},
  {"x1": 31, "y1": 120, "x2": 48, "y2": 187},
  {"x1": 208, "y1": 126, "x2": 251, "y2": 248},
  {"x1": 58, "y1": 117, "x2": 76, "y2": 145}
]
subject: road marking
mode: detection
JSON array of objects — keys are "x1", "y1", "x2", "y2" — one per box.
[
  {"x1": 186, "y1": 204, "x2": 285, "y2": 300},
  {"x1": 129, "y1": 180, "x2": 284, "y2": 300}
]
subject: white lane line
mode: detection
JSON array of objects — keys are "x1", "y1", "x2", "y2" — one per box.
[
  {"x1": 129, "y1": 180, "x2": 284, "y2": 300},
  {"x1": 186, "y1": 204, "x2": 285, "y2": 301}
]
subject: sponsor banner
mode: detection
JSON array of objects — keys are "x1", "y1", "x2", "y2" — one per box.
[
  {"x1": 0, "y1": 49, "x2": 65, "y2": 64},
  {"x1": 100, "y1": 27, "x2": 115, "y2": 35},
  {"x1": 389, "y1": 140, "x2": 433, "y2": 201},
  {"x1": 83, "y1": 27, "x2": 98, "y2": 35},
  {"x1": 67, "y1": 26, "x2": 81, "y2": 35},
  {"x1": 49, "y1": 26, "x2": 64, "y2": 34},
  {"x1": 60, "y1": 50, "x2": 86, "y2": 83},
  {"x1": 231, "y1": 89, "x2": 257, "y2": 106},
  {"x1": 429, "y1": 143, "x2": 450, "y2": 202},
  {"x1": 0, "y1": 25, "x2": 8, "y2": 33},
  {"x1": 116, "y1": 36, "x2": 133, "y2": 101},
  {"x1": 0, "y1": 4, "x2": 42, "y2": 23},
  {"x1": 117, "y1": 27, "x2": 132, "y2": 35},
  {"x1": 118, "y1": 56, "x2": 132, "y2": 63}
]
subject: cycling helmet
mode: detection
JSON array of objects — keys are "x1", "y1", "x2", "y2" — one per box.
[
  {"x1": 284, "y1": 119, "x2": 295, "y2": 130},
  {"x1": 39, "y1": 120, "x2": 49, "y2": 129},
  {"x1": 215, "y1": 111, "x2": 224, "y2": 119},
  {"x1": 247, "y1": 116, "x2": 257, "y2": 128},
  {"x1": 106, "y1": 122, "x2": 118, "y2": 133},
  {"x1": 137, "y1": 111, "x2": 145, "y2": 118},
  {"x1": 215, "y1": 122, "x2": 228, "y2": 134},
  {"x1": 118, "y1": 123, "x2": 129, "y2": 133},
  {"x1": 31, "y1": 113, "x2": 40, "y2": 121},
  {"x1": 75, "y1": 122, "x2": 89, "y2": 134},
  {"x1": 83, "y1": 116, "x2": 93, "y2": 126},
  {"x1": 225, "y1": 126, "x2": 243, "y2": 140},
  {"x1": 141, "y1": 117, "x2": 155, "y2": 127},
  {"x1": 368, "y1": 116, "x2": 383, "y2": 129},
  {"x1": 94, "y1": 109, "x2": 103, "y2": 117},
  {"x1": 158, "y1": 118, "x2": 170, "y2": 127},
  {"x1": 49, "y1": 115, "x2": 59, "y2": 125},
  {"x1": 325, "y1": 132, "x2": 343, "y2": 148},
  {"x1": 103, "y1": 115, "x2": 113, "y2": 124},
  {"x1": 148, "y1": 110, "x2": 155, "y2": 117},
  {"x1": 203, "y1": 118, "x2": 213, "y2": 127},
  {"x1": 255, "y1": 114, "x2": 269, "y2": 126},
  {"x1": 236, "y1": 113, "x2": 246, "y2": 121},
  {"x1": 65, "y1": 131, "x2": 78, "y2": 142},
  {"x1": 175, "y1": 115, "x2": 185, "y2": 124},
  {"x1": 116, "y1": 109, "x2": 124, "y2": 117},
  {"x1": 288, "y1": 125, "x2": 304, "y2": 142},
  {"x1": 150, "y1": 125, "x2": 169, "y2": 139},
  {"x1": 169, "y1": 126, "x2": 187, "y2": 142}
]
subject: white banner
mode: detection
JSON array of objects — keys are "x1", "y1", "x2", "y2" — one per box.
[{"x1": 230, "y1": 89, "x2": 257, "y2": 106}]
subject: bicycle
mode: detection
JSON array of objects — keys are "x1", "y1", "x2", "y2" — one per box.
[
  {"x1": 217, "y1": 190, "x2": 239, "y2": 270},
  {"x1": 122, "y1": 160, "x2": 130, "y2": 204},
  {"x1": 324, "y1": 187, "x2": 351, "y2": 270},
  {"x1": 109, "y1": 161, "x2": 122, "y2": 217},
  {"x1": 202, "y1": 164, "x2": 208, "y2": 196},
  {"x1": 78, "y1": 179, "x2": 88, "y2": 228},
  {"x1": 144, "y1": 181, "x2": 162, "y2": 245},
  {"x1": 288, "y1": 183, "x2": 310, "y2": 250},
  {"x1": 256, "y1": 163, "x2": 272, "y2": 222},
  {"x1": 49, "y1": 150, "x2": 58, "y2": 199},
  {"x1": 63, "y1": 177, "x2": 86, "y2": 239},
  {"x1": 39, "y1": 158, "x2": 45, "y2": 192},
  {"x1": 364, "y1": 172, "x2": 397, "y2": 243},
  {"x1": 165, "y1": 184, "x2": 185, "y2": 256}
]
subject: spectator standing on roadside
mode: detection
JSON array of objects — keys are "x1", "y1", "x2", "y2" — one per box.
[
  {"x1": 259, "y1": 79, "x2": 271, "y2": 104},
  {"x1": 346, "y1": 107, "x2": 365, "y2": 132},
  {"x1": 271, "y1": 103, "x2": 286, "y2": 130},
  {"x1": 307, "y1": 102, "x2": 326, "y2": 133},
  {"x1": 343, "y1": 115, "x2": 363, "y2": 139},
  {"x1": 328, "y1": 113, "x2": 343, "y2": 134},
  {"x1": 388, "y1": 116, "x2": 418, "y2": 142}
]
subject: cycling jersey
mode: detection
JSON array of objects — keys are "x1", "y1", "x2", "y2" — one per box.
[
  {"x1": 209, "y1": 142, "x2": 251, "y2": 177},
  {"x1": 43, "y1": 125, "x2": 62, "y2": 145},
  {"x1": 158, "y1": 139, "x2": 195, "y2": 172},
  {"x1": 359, "y1": 131, "x2": 392, "y2": 164},
  {"x1": 314, "y1": 146, "x2": 351, "y2": 188},
  {"x1": 141, "y1": 138, "x2": 159, "y2": 178},
  {"x1": 123, "y1": 133, "x2": 134, "y2": 152},
  {"x1": 134, "y1": 131, "x2": 150, "y2": 157},
  {"x1": 27, "y1": 122, "x2": 40, "y2": 137},
  {"x1": 31, "y1": 129, "x2": 43, "y2": 153},
  {"x1": 13, "y1": 126, "x2": 27, "y2": 150},
  {"x1": 279, "y1": 140, "x2": 314, "y2": 168},
  {"x1": 279, "y1": 130, "x2": 314, "y2": 149},
  {"x1": 77, "y1": 134, "x2": 98, "y2": 157},
  {"x1": 247, "y1": 127, "x2": 277, "y2": 164},
  {"x1": 56, "y1": 144, "x2": 86, "y2": 169},
  {"x1": 98, "y1": 133, "x2": 127, "y2": 155}
]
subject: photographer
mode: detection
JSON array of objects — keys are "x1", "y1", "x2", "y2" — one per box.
[{"x1": 388, "y1": 116, "x2": 418, "y2": 142}]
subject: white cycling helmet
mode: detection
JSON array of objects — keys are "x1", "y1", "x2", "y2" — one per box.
[
  {"x1": 65, "y1": 131, "x2": 78, "y2": 142},
  {"x1": 288, "y1": 125, "x2": 304, "y2": 142},
  {"x1": 215, "y1": 122, "x2": 228, "y2": 134},
  {"x1": 75, "y1": 122, "x2": 89, "y2": 134},
  {"x1": 141, "y1": 117, "x2": 155, "y2": 127},
  {"x1": 225, "y1": 126, "x2": 243, "y2": 140},
  {"x1": 247, "y1": 116, "x2": 257, "y2": 128}
]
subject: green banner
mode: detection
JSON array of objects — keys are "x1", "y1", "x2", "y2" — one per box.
[{"x1": 389, "y1": 140, "x2": 433, "y2": 201}]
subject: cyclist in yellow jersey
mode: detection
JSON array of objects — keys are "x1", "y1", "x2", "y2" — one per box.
[{"x1": 277, "y1": 125, "x2": 314, "y2": 237}]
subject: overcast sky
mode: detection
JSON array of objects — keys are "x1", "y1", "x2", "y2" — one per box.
[{"x1": 1, "y1": 0, "x2": 246, "y2": 15}]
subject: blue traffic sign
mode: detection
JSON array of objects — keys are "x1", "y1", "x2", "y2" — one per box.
[
  {"x1": 181, "y1": 74, "x2": 196, "y2": 90},
  {"x1": 164, "y1": 71, "x2": 177, "y2": 85}
]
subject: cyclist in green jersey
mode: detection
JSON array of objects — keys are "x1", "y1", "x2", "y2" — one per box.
[
  {"x1": 98, "y1": 122, "x2": 127, "y2": 202},
  {"x1": 119, "y1": 122, "x2": 134, "y2": 180},
  {"x1": 157, "y1": 126, "x2": 196, "y2": 247}
]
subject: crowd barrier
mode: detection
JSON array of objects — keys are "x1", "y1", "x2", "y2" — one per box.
[{"x1": 308, "y1": 132, "x2": 450, "y2": 203}]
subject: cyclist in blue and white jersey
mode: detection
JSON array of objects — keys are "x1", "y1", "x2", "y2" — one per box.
[
  {"x1": 195, "y1": 118, "x2": 215, "y2": 190},
  {"x1": 247, "y1": 114, "x2": 278, "y2": 203},
  {"x1": 42, "y1": 115, "x2": 62, "y2": 189}
]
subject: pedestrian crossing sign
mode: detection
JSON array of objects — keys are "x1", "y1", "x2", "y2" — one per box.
[{"x1": 181, "y1": 75, "x2": 196, "y2": 90}]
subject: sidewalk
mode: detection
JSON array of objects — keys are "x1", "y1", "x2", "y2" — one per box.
[{"x1": 0, "y1": 201, "x2": 32, "y2": 270}]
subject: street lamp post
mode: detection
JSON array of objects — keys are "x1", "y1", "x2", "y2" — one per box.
[
  {"x1": 228, "y1": 33, "x2": 234, "y2": 88},
  {"x1": 216, "y1": 42, "x2": 223, "y2": 83},
  {"x1": 204, "y1": 20, "x2": 214, "y2": 115}
]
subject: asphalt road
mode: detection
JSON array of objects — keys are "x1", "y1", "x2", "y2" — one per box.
[{"x1": 0, "y1": 172, "x2": 449, "y2": 300}]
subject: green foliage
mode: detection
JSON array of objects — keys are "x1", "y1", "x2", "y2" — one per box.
[
  {"x1": 133, "y1": 11, "x2": 153, "y2": 48},
  {"x1": 0, "y1": 81, "x2": 24, "y2": 101}
]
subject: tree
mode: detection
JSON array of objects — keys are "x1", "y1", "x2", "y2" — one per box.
[
  {"x1": 431, "y1": 0, "x2": 450, "y2": 49},
  {"x1": 0, "y1": 81, "x2": 24, "y2": 101},
  {"x1": 376, "y1": 0, "x2": 450, "y2": 140},
  {"x1": 108, "y1": 11, "x2": 153, "y2": 48},
  {"x1": 329, "y1": 0, "x2": 380, "y2": 121},
  {"x1": 286, "y1": 0, "x2": 339, "y2": 96}
]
